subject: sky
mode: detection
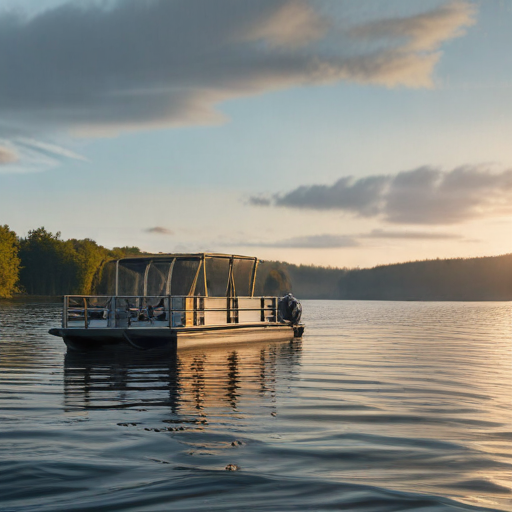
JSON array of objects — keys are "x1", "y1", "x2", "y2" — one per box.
[{"x1": 1, "y1": 0, "x2": 512, "y2": 268}]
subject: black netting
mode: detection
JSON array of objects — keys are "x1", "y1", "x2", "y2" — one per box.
[
  {"x1": 96, "y1": 260, "x2": 116, "y2": 294},
  {"x1": 171, "y1": 259, "x2": 201, "y2": 296},
  {"x1": 147, "y1": 260, "x2": 172, "y2": 295},
  {"x1": 205, "y1": 257, "x2": 230, "y2": 297},
  {"x1": 118, "y1": 260, "x2": 146, "y2": 295},
  {"x1": 94, "y1": 255, "x2": 255, "y2": 298},
  {"x1": 232, "y1": 258, "x2": 255, "y2": 297},
  {"x1": 194, "y1": 260, "x2": 206, "y2": 296}
]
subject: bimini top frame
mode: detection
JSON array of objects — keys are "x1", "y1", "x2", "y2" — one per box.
[{"x1": 109, "y1": 253, "x2": 258, "y2": 298}]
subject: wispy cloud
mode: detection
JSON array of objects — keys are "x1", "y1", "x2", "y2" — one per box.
[
  {"x1": 241, "y1": 1, "x2": 328, "y2": 48},
  {"x1": 248, "y1": 196, "x2": 273, "y2": 207},
  {"x1": 0, "y1": 136, "x2": 87, "y2": 173},
  {"x1": 0, "y1": 145, "x2": 17, "y2": 164},
  {"x1": 231, "y1": 229, "x2": 463, "y2": 249},
  {"x1": 145, "y1": 227, "x2": 174, "y2": 235},
  {"x1": 362, "y1": 229, "x2": 463, "y2": 240},
  {"x1": 251, "y1": 165, "x2": 512, "y2": 225},
  {"x1": 0, "y1": 0, "x2": 476, "y2": 139},
  {"x1": 350, "y1": 0, "x2": 476, "y2": 53},
  {"x1": 238, "y1": 234, "x2": 359, "y2": 249},
  {"x1": 15, "y1": 138, "x2": 88, "y2": 162}
]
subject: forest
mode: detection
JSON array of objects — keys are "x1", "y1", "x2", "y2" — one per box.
[
  {"x1": 259, "y1": 254, "x2": 512, "y2": 300},
  {"x1": 1, "y1": 224, "x2": 512, "y2": 301},
  {"x1": 0, "y1": 225, "x2": 142, "y2": 298},
  {"x1": 337, "y1": 254, "x2": 512, "y2": 301}
]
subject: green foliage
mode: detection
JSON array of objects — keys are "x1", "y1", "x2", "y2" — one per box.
[
  {"x1": 19, "y1": 228, "x2": 73, "y2": 295},
  {"x1": 68, "y1": 238, "x2": 111, "y2": 294},
  {"x1": 0, "y1": 226, "x2": 152, "y2": 297},
  {"x1": 15, "y1": 228, "x2": 153, "y2": 296},
  {"x1": 112, "y1": 246, "x2": 144, "y2": 256},
  {"x1": 18, "y1": 228, "x2": 113, "y2": 295},
  {"x1": 0, "y1": 225, "x2": 20, "y2": 298}
]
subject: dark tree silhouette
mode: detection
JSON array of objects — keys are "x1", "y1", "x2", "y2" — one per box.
[{"x1": 0, "y1": 225, "x2": 20, "y2": 298}]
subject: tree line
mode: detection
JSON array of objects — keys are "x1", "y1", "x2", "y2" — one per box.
[
  {"x1": 0, "y1": 225, "x2": 142, "y2": 298},
  {"x1": 337, "y1": 254, "x2": 512, "y2": 301},
  {"x1": 258, "y1": 254, "x2": 512, "y2": 300},
  {"x1": 1, "y1": 224, "x2": 512, "y2": 300}
]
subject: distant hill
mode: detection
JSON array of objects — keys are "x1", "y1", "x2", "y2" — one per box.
[{"x1": 257, "y1": 254, "x2": 512, "y2": 301}]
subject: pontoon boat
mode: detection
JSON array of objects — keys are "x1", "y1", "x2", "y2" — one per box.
[{"x1": 49, "y1": 253, "x2": 304, "y2": 351}]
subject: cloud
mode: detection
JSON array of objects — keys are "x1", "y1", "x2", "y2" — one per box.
[
  {"x1": 145, "y1": 227, "x2": 174, "y2": 235},
  {"x1": 15, "y1": 138, "x2": 87, "y2": 162},
  {"x1": 350, "y1": 0, "x2": 476, "y2": 52},
  {"x1": 248, "y1": 196, "x2": 273, "y2": 207},
  {"x1": 240, "y1": 1, "x2": 328, "y2": 47},
  {"x1": 232, "y1": 229, "x2": 463, "y2": 249},
  {"x1": 0, "y1": 145, "x2": 17, "y2": 164},
  {"x1": 362, "y1": 229, "x2": 463, "y2": 240},
  {"x1": 0, "y1": 136, "x2": 86, "y2": 173},
  {"x1": 0, "y1": 0, "x2": 476, "y2": 139},
  {"x1": 237, "y1": 234, "x2": 359, "y2": 249},
  {"x1": 253, "y1": 165, "x2": 512, "y2": 225},
  {"x1": 273, "y1": 175, "x2": 389, "y2": 215},
  {"x1": 385, "y1": 166, "x2": 512, "y2": 224}
]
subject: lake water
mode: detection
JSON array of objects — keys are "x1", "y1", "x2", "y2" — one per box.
[{"x1": 0, "y1": 300, "x2": 511, "y2": 512}]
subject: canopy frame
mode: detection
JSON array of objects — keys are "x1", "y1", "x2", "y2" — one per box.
[{"x1": 113, "y1": 253, "x2": 258, "y2": 298}]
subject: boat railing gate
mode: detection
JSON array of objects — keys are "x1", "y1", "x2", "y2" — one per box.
[{"x1": 63, "y1": 295, "x2": 280, "y2": 329}]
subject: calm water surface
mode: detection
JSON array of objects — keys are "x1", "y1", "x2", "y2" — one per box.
[{"x1": 0, "y1": 300, "x2": 511, "y2": 511}]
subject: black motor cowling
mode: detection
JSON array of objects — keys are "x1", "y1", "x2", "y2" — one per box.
[{"x1": 278, "y1": 293, "x2": 302, "y2": 325}]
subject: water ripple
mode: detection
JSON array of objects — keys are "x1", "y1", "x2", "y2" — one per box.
[{"x1": 0, "y1": 300, "x2": 511, "y2": 511}]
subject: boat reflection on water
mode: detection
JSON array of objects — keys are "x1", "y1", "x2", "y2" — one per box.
[{"x1": 63, "y1": 340, "x2": 302, "y2": 418}]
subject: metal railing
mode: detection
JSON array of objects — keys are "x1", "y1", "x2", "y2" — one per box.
[{"x1": 63, "y1": 295, "x2": 279, "y2": 329}]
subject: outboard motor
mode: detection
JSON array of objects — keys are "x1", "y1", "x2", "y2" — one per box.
[{"x1": 278, "y1": 293, "x2": 302, "y2": 325}]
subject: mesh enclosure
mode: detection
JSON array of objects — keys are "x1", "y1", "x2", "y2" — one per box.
[
  {"x1": 232, "y1": 258, "x2": 255, "y2": 296},
  {"x1": 96, "y1": 260, "x2": 116, "y2": 294},
  {"x1": 205, "y1": 257, "x2": 230, "y2": 297},
  {"x1": 118, "y1": 260, "x2": 146, "y2": 295},
  {"x1": 147, "y1": 260, "x2": 172, "y2": 295},
  {"x1": 193, "y1": 261, "x2": 206, "y2": 296},
  {"x1": 171, "y1": 258, "x2": 202, "y2": 296},
  {"x1": 93, "y1": 254, "x2": 256, "y2": 298}
]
